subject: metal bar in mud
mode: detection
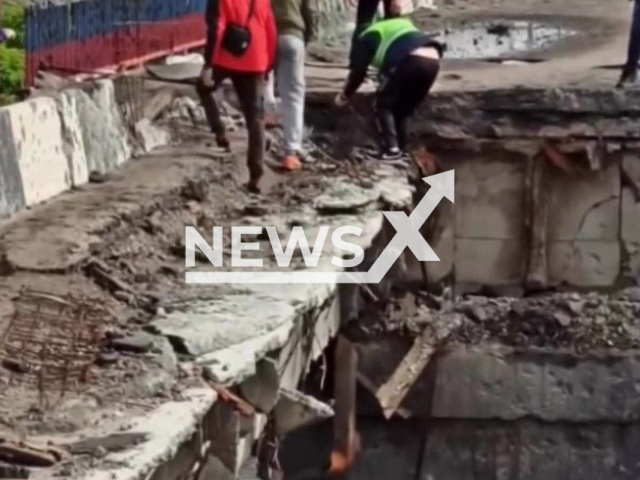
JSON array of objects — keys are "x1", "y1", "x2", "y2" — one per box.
[{"x1": 331, "y1": 336, "x2": 359, "y2": 474}]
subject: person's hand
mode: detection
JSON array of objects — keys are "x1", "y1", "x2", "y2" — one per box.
[
  {"x1": 200, "y1": 66, "x2": 214, "y2": 88},
  {"x1": 334, "y1": 92, "x2": 349, "y2": 107}
]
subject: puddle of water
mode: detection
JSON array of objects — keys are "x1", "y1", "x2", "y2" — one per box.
[{"x1": 437, "y1": 21, "x2": 577, "y2": 59}]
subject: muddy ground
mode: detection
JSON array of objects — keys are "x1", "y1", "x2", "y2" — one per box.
[
  {"x1": 0, "y1": 96, "x2": 404, "y2": 443},
  {"x1": 311, "y1": 0, "x2": 623, "y2": 64}
]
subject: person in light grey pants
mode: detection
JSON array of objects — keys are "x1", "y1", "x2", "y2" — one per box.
[
  {"x1": 269, "y1": 0, "x2": 318, "y2": 170},
  {"x1": 276, "y1": 34, "x2": 306, "y2": 164}
]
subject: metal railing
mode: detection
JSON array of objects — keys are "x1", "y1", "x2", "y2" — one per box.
[{"x1": 24, "y1": 0, "x2": 208, "y2": 85}]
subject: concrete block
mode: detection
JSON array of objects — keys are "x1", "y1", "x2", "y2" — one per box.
[
  {"x1": 455, "y1": 160, "x2": 526, "y2": 240},
  {"x1": 239, "y1": 358, "x2": 280, "y2": 413},
  {"x1": 547, "y1": 163, "x2": 620, "y2": 241},
  {"x1": 622, "y1": 187, "x2": 640, "y2": 243},
  {"x1": 0, "y1": 109, "x2": 26, "y2": 217},
  {"x1": 428, "y1": 347, "x2": 640, "y2": 422},
  {"x1": 204, "y1": 401, "x2": 241, "y2": 474},
  {"x1": 135, "y1": 119, "x2": 171, "y2": 153},
  {"x1": 421, "y1": 420, "x2": 640, "y2": 480},
  {"x1": 72, "y1": 80, "x2": 132, "y2": 174},
  {"x1": 548, "y1": 241, "x2": 620, "y2": 287},
  {"x1": 455, "y1": 239, "x2": 526, "y2": 285},
  {"x1": 57, "y1": 90, "x2": 89, "y2": 186},
  {"x1": 3, "y1": 97, "x2": 72, "y2": 206}
]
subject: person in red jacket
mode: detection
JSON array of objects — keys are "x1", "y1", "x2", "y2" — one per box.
[{"x1": 198, "y1": 0, "x2": 277, "y2": 193}]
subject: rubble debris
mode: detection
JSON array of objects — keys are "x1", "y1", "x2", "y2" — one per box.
[
  {"x1": 553, "y1": 310, "x2": 572, "y2": 327},
  {"x1": 110, "y1": 332, "x2": 155, "y2": 354},
  {"x1": 243, "y1": 203, "x2": 270, "y2": 217},
  {"x1": 0, "y1": 438, "x2": 64, "y2": 467},
  {"x1": 367, "y1": 312, "x2": 461, "y2": 419},
  {"x1": 0, "y1": 462, "x2": 29, "y2": 479},
  {"x1": 617, "y1": 287, "x2": 640, "y2": 302},
  {"x1": 134, "y1": 119, "x2": 171, "y2": 152},
  {"x1": 314, "y1": 181, "x2": 379, "y2": 214},
  {"x1": 66, "y1": 432, "x2": 148, "y2": 456},
  {"x1": 95, "y1": 352, "x2": 119, "y2": 366},
  {"x1": 85, "y1": 259, "x2": 134, "y2": 296},
  {"x1": 365, "y1": 289, "x2": 640, "y2": 352}
]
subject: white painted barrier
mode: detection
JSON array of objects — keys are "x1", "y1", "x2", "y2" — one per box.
[{"x1": 0, "y1": 79, "x2": 135, "y2": 218}]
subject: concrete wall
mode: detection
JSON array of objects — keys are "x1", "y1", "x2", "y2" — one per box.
[
  {"x1": 415, "y1": 88, "x2": 640, "y2": 290},
  {"x1": 0, "y1": 79, "x2": 160, "y2": 219}
]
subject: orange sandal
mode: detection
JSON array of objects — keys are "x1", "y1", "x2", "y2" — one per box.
[{"x1": 282, "y1": 154, "x2": 302, "y2": 171}]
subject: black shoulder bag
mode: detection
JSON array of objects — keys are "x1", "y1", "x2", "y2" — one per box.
[{"x1": 221, "y1": 0, "x2": 258, "y2": 57}]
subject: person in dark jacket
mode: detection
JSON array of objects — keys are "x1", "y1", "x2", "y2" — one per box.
[
  {"x1": 198, "y1": 0, "x2": 277, "y2": 193},
  {"x1": 619, "y1": 0, "x2": 640, "y2": 88},
  {"x1": 335, "y1": 17, "x2": 442, "y2": 161}
]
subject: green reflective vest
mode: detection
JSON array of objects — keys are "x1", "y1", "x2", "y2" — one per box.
[{"x1": 360, "y1": 18, "x2": 419, "y2": 69}]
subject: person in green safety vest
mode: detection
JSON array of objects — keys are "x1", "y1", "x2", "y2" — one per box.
[
  {"x1": 335, "y1": 17, "x2": 443, "y2": 161},
  {"x1": 348, "y1": 0, "x2": 402, "y2": 60}
]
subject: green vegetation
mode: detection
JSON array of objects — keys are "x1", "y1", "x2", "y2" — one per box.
[{"x1": 0, "y1": 3, "x2": 26, "y2": 105}]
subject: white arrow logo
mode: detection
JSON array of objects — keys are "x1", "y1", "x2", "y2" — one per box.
[{"x1": 186, "y1": 170, "x2": 455, "y2": 284}]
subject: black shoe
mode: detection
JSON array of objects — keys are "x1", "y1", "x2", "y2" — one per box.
[
  {"x1": 366, "y1": 147, "x2": 408, "y2": 162},
  {"x1": 617, "y1": 69, "x2": 637, "y2": 89}
]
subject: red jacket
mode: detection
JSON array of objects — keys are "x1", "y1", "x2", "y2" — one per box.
[{"x1": 213, "y1": 0, "x2": 277, "y2": 73}]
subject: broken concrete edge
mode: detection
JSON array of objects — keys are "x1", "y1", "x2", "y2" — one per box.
[
  {"x1": 0, "y1": 79, "x2": 167, "y2": 219},
  {"x1": 308, "y1": 86, "x2": 640, "y2": 112},
  {"x1": 29, "y1": 388, "x2": 217, "y2": 480},
  {"x1": 149, "y1": 164, "x2": 411, "y2": 383},
  {"x1": 155, "y1": 208, "x2": 391, "y2": 385},
  {"x1": 274, "y1": 388, "x2": 335, "y2": 437}
]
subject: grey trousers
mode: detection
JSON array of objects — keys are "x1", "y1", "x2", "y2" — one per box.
[{"x1": 266, "y1": 34, "x2": 306, "y2": 154}]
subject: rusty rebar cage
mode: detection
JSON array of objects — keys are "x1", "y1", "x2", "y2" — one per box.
[{"x1": 0, "y1": 289, "x2": 112, "y2": 406}]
